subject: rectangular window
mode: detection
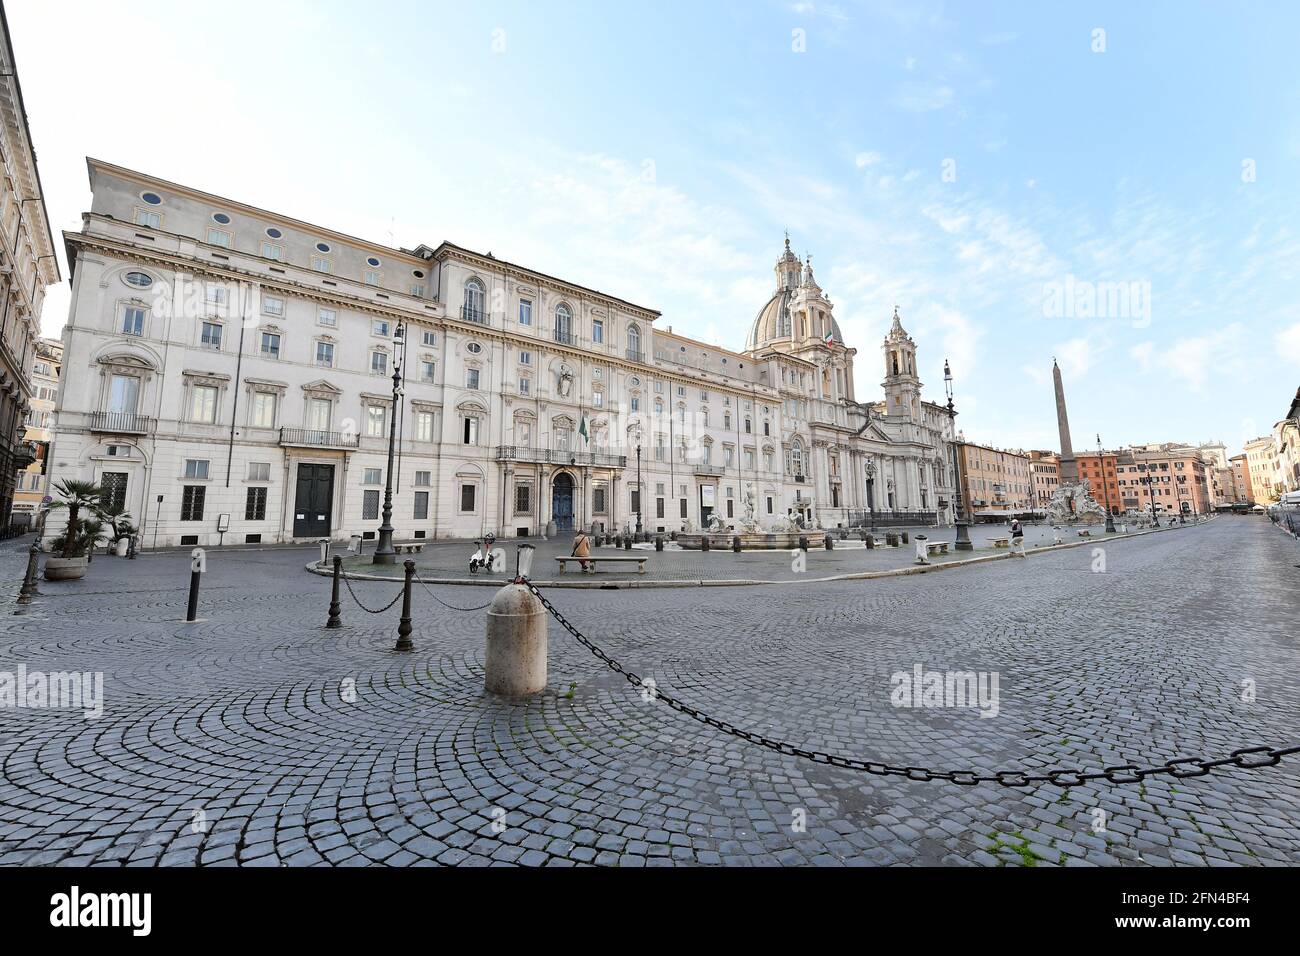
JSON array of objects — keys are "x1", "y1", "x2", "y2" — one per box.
[
  {"x1": 311, "y1": 257, "x2": 332, "y2": 274},
  {"x1": 370, "y1": 352, "x2": 388, "y2": 375},
  {"x1": 463, "y1": 417, "x2": 479, "y2": 445},
  {"x1": 366, "y1": 405, "x2": 388, "y2": 437},
  {"x1": 656, "y1": 498, "x2": 665, "y2": 518},
  {"x1": 260, "y1": 332, "x2": 281, "y2": 359},
  {"x1": 189, "y1": 385, "x2": 218, "y2": 423},
  {"x1": 200, "y1": 322, "x2": 222, "y2": 350},
  {"x1": 519, "y1": 350, "x2": 532, "y2": 365},
  {"x1": 121, "y1": 306, "x2": 145, "y2": 336},
  {"x1": 248, "y1": 461, "x2": 271, "y2": 481},
  {"x1": 318, "y1": 307, "x2": 337, "y2": 327},
  {"x1": 184, "y1": 459, "x2": 210, "y2": 479},
  {"x1": 518, "y1": 377, "x2": 530, "y2": 395},
  {"x1": 413, "y1": 491, "x2": 429, "y2": 520},
  {"x1": 261, "y1": 242, "x2": 283, "y2": 260},
  {"x1": 415, "y1": 470, "x2": 431, "y2": 486},
  {"x1": 181, "y1": 485, "x2": 205, "y2": 521},
  {"x1": 100, "y1": 472, "x2": 128, "y2": 513},
  {"x1": 108, "y1": 374, "x2": 140, "y2": 414},
  {"x1": 245, "y1": 487, "x2": 268, "y2": 521},
  {"x1": 372, "y1": 319, "x2": 390, "y2": 337},
  {"x1": 251, "y1": 392, "x2": 277, "y2": 429},
  {"x1": 410, "y1": 284, "x2": 426, "y2": 298},
  {"x1": 420, "y1": 360, "x2": 435, "y2": 382},
  {"x1": 593, "y1": 486, "x2": 607, "y2": 514},
  {"x1": 207, "y1": 228, "x2": 231, "y2": 248},
  {"x1": 315, "y1": 342, "x2": 334, "y2": 367},
  {"x1": 515, "y1": 482, "x2": 532, "y2": 514},
  {"x1": 422, "y1": 330, "x2": 437, "y2": 346},
  {"x1": 680, "y1": 499, "x2": 688, "y2": 518},
  {"x1": 365, "y1": 271, "x2": 381, "y2": 286},
  {"x1": 362, "y1": 489, "x2": 380, "y2": 520},
  {"x1": 363, "y1": 467, "x2": 382, "y2": 485},
  {"x1": 465, "y1": 368, "x2": 480, "y2": 389},
  {"x1": 416, "y1": 411, "x2": 435, "y2": 442},
  {"x1": 630, "y1": 489, "x2": 641, "y2": 515},
  {"x1": 460, "y1": 484, "x2": 477, "y2": 512},
  {"x1": 592, "y1": 319, "x2": 604, "y2": 344},
  {"x1": 518, "y1": 299, "x2": 532, "y2": 325},
  {"x1": 134, "y1": 208, "x2": 161, "y2": 229}
]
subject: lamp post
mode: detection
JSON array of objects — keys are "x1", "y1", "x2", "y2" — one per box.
[
  {"x1": 944, "y1": 359, "x2": 972, "y2": 550},
  {"x1": 372, "y1": 324, "x2": 406, "y2": 565},
  {"x1": 1097, "y1": 434, "x2": 1116, "y2": 533},
  {"x1": 635, "y1": 440, "x2": 643, "y2": 541}
]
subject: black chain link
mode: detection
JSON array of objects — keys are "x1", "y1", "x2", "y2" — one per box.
[
  {"x1": 413, "y1": 574, "x2": 493, "y2": 612},
  {"x1": 525, "y1": 580, "x2": 1300, "y2": 788},
  {"x1": 340, "y1": 572, "x2": 405, "y2": 615}
]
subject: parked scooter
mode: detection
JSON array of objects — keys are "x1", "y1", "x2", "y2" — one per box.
[{"x1": 469, "y1": 534, "x2": 505, "y2": 574}]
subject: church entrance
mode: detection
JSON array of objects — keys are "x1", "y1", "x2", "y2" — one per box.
[{"x1": 552, "y1": 472, "x2": 574, "y2": 533}]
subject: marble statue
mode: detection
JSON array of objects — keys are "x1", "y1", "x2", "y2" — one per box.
[
  {"x1": 707, "y1": 512, "x2": 724, "y2": 532},
  {"x1": 557, "y1": 366, "x2": 574, "y2": 398}
]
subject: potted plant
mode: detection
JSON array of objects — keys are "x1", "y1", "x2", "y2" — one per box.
[
  {"x1": 43, "y1": 479, "x2": 103, "y2": 581},
  {"x1": 99, "y1": 502, "x2": 136, "y2": 556}
]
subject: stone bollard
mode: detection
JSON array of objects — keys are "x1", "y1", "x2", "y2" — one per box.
[
  {"x1": 655, "y1": 536, "x2": 664, "y2": 552},
  {"x1": 484, "y1": 583, "x2": 547, "y2": 696},
  {"x1": 731, "y1": 535, "x2": 740, "y2": 553},
  {"x1": 799, "y1": 535, "x2": 809, "y2": 552},
  {"x1": 624, "y1": 535, "x2": 632, "y2": 551},
  {"x1": 864, "y1": 535, "x2": 875, "y2": 549},
  {"x1": 825, "y1": 535, "x2": 834, "y2": 550},
  {"x1": 914, "y1": 534, "x2": 929, "y2": 565},
  {"x1": 886, "y1": 532, "x2": 899, "y2": 548},
  {"x1": 901, "y1": 531, "x2": 909, "y2": 544}
]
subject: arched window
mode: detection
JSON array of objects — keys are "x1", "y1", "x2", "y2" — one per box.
[
  {"x1": 792, "y1": 441, "x2": 804, "y2": 477},
  {"x1": 464, "y1": 279, "x2": 485, "y2": 321},
  {"x1": 627, "y1": 324, "x2": 641, "y2": 357},
  {"x1": 555, "y1": 303, "x2": 572, "y2": 342}
]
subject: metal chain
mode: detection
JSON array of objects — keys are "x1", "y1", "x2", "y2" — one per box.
[
  {"x1": 341, "y1": 572, "x2": 405, "y2": 615},
  {"x1": 412, "y1": 574, "x2": 493, "y2": 612},
  {"x1": 525, "y1": 580, "x2": 1300, "y2": 788}
]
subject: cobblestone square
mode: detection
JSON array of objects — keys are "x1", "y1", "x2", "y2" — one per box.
[{"x1": 1, "y1": 517, "x2": 1297, "y2": 867}]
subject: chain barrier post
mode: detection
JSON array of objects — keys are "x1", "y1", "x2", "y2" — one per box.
[
  {"x1": 16, "y1": 539, "x2": 40, "y2": 605},
  {"x1": 326, "y1": 555, "x2": 343, "y2": 629},
  {"x1": 394, "y1": 559, "x2": 415, "y2": 652},
  {"x1": 485, "y1": 573, "x2": 547, "y2": 696},
  {"x1": 185, "y1": 548, "x2": 205, "y2": 622}
]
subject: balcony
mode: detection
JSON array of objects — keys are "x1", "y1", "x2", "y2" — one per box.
[
  {"x1": 553, "y1": 329, "x2": 578, "y2": 347},
  {"x1": 89, "y1": 411, "x2": 155, "y2": 435},
  {"x1": 279, "y1": 427, "x2": 360, "y2": 449},
  {"x1": 690, "y1": 460, "x2": 725, "y2": 476},
  {"x1": 496, "y1": 445, "x2": 628, "y2": 468},
  {"x1": 625, "y1": 348, "x2": 645, "y2": 364},
  {"x1": 460, "y1": 305, "x2": 488, "y2": 325}
]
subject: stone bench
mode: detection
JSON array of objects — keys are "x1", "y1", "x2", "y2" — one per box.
[
  {"x1": 394, "y1": 541, "x2": 425, "y2": 554},
  {"x1": 988, "y1": 536, "x2": 1010, "y2": 548},
  {"x1": 924, "y1": 540, "x2": 950, "y2": 556},
  {"x1": 554, "y1": 555, "x2": 647, "y2": 574}
]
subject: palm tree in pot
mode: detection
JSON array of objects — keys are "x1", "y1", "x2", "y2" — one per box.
[
  {"x1": 43, "y1": 479, "x2": 104, "y2": 580},
  {"x1": 99, "y1": 501, "x2": 136, "y2": 556}
]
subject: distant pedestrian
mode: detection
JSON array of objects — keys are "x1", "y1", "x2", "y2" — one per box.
[
  {"x1": 571, "y1": 530, "x2": 592, "y2": 572},
  {"x1": 1010, "y1": 517, "x2": 1025, "y2": 557}
]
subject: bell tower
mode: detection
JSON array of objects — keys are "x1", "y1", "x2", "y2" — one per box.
[{"x1": 882, "y1": 306, "x2": 921, "y2": 421}]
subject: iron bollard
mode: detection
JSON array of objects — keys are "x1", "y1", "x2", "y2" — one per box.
[
  {"x1": 799, "y1": 535, "x2": 809, "y2": 552},
  {"x1": 395, "y1": 560, "x2": 415, "y2": 652},
  {"x1": 655, "y1": 536, "x2": 664, "y2": 552},
  {"x1": 327, "y1": 555, "x2": 343, "y2": 628},
  {"x1": 701, "y1": 535, "x2": 710, "y2": 552},
  {"x1": 825, "y1": 535, "x2": 834, "y2": 550},
  {"x1": 624, "y1": 535, "x2": 632, "y2": 551},
  {"x1": 901, "y1": 531, "x2": 909, "y2": 544},
  {"x1": 186, "y1": 573, "x2": 201, "y2": 622},
  {"x1": 16, "y1": 543, "x2": 39, "y2": 605},
  {"x1": 864, "y1": 535, "x2": 875, "y2": 549},
  {"x1": 732, "y1": 535, "x2": 741, "y2": 553}
]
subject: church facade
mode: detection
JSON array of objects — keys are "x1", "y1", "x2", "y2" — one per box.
[{"x1": 46, "y1": 160, "x2": 956, "y2": 548}]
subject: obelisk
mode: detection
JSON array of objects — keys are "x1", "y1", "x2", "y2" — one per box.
[{"x1": 1053, "y1": 359, "x2": 1079, "y2": 484}]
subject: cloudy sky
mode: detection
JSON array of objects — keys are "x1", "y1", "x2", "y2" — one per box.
[{"x1": 10, "y1": 0, "x2": 1300, "y2": 451}]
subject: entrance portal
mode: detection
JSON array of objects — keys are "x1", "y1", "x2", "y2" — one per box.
[
  {"x1": 552, "y1": 472, "x2": 574, "y2": 533},
  {"x1": 293, "y1": 463, "x2": 335, "y2": 538}
]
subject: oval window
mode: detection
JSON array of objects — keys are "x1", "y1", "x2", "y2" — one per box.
[
  {"x1": 466, "y1": 342, "x2": 482, "y2": 354},
  {"x1": 212, "y1": 212, "x2": 232, "y2": 225},
  {"x1": 266, "y1": 227, "x2": 283, "y2": 239},
  {"x1": 367, "y1": 256, "x2": 381, "y2": 267},
  {"x1": 316, "y1": 242, "x2": 331, "y2": 254},
  {"x1": 140, "y1": 192, "x2": 163, "y2": 205},
  {"x1": 124, "y1": 271, "x2": 153, "y2": 289},
  {"x1": 412, "y1": 269, "x2": 425, "y2": 279}
]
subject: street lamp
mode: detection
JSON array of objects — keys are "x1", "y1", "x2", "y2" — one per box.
[
  {"x1": 372, "y1": 323, "x2": 406, "y2": 565},
  {"x1": 944, "y1": 359, "x2": 972, "y2": 550},
  {"x1": 635, "y1": 438, "x2": 643, "y2": 541},
  {"x1": 1097, "y1": 434, "x2": 1116, "y2": 533}
]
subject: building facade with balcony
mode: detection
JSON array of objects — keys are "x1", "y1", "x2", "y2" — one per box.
[
  {"x1": 1115, "y1": 444, "x2": 1212, "y2": 516},
  {"x1": 0, "y1": 7, "x2": 61, "y2": 530},
  {"x1": 46, "y1": 161, "x2": 955, "y2": 548},
  {"x1": 955, "y1": 441, "x2": 1032, "y2": 519},
  {"x1": 10, "y1": 335, "x2": 58, "y2": 520}
]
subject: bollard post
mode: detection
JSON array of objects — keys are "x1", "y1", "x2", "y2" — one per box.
[
  {"x1": 16, "y1": 544, "x2": 39, "y2": 605},
  {"x1": 799, "y1": 535, "x2": 808, "y2": 552},
  {"x1": 901, "y1": 531, "x2": 909, "y2": 545},
  {"x1": 914, "y1": 534, "x2": 929, "y2": 565},
  {"x1": 485, "y1": 583, "x2": 547, "y2": 695},
  {"x1": 732, "y1": 535, "x2": 741, "y2": 553},
  {"x1": 327, "y1": 555, "x2": 343, "y2": 628},
  {"x1": 864, "y1": 534, "x2": 875, "y2": 549},
  {"x1": 701, "y1": 535, "x2": 710, "y2": 552},
  {"x1": 623, "y1": 535, "x2": 632, "y2": 551},
  {"x1": 825, "y1": 535, "x2": 834, "y2": 550},
  {"x1": 395, "y1": 560, "x2": 415, "y2": 652},
  {"x1": 186, "y1": 570, "x2": 201, "y2": 622},
  {"x1": 655, "y1": 535, "x2": 664, "y2": 552}
]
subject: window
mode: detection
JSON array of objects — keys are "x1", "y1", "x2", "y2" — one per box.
[
  {"x1": 260, "y1": 332, "x2": 281, "y2": 359},
  {"x1": 372, "y1": 319, "x2": 390, "y2": 337},
  {"x1": 420, "y1": 360, "x2": 435, "y2": 383},
  {"x1": 631, "y1": 396, "x2": 640, "y2": 412},
  {"x1": 100, "y1": 472, "x2": 128, "y2": 513},
  {"x1": 592, "y1": 319, "x2": 604, "y2": 344},
  {"x1": 245, "y1": 487, "x2": 267, "y2": 521},
  {"x1": 200, "y1": 321, "x2": 222, "y2": 350},
  {"x1": 181, "y1": 486, "x2": 205, "y2": 521},
  {"x1": 519, "y1": 377, "x2": 531, "y2": 396},
  {"x1": 413, "y1": 491, "x2": 429, "y2": 520},
  {"x1": 519, "y1": 350, "x2": 532, "y2": 365},
  {"x1": 205, "y1": 285, "x2": 228, "y2": 310},
  {"x1": 366, "y1": 405, "x2": 388, "y2": 437},
  {"x1": 460, "y1": 484, "x2": 477, "y2": 512},
  {"x1": 514, "y1": 482, "x2": 532, "y2": 514},
  {"x1": 370, "y1": 351, "x2": 388, "y2": 375},
  {"x1": 415, "y1": 470, "x2": 431, "y2": 486},
  {"x1": 466, "y1": 342, "x2": 482, "y2": 354},
  {"x1": 464, "y1": 279, "x2": 486, "y2": 319},
  {"x1": 265, "y1": 227, "x2": 283, "y2": 239},
  {"x1": 362, "y1": 489, "x2": 380, "y2": 520},
  {"x1": 308, "y1": 398, "x2": 331, "y2": 432},
  {"x1": 121, "y1": 306, "x2": 146, "y2": 336},
  {"x1": 315, "y1": 341, "x2": 334, "y2": 367},
  {"x1": 410, "y1": 284, "x2": 425, "y2": 297},
  {"x1": 318, "y1": 307, "x2": 337, "y2": 327},
  {"x1": 593, "y1": 390, "x2": 603, "y2": 407},
  {"x1": 422, "y1": 330, "x2": 437, "y2": 346},
  {"x1": 365, "y1": 271, "x2": 381, "y2": 286},
  {"x1": 593, "y1": 486, "x2": 607, "y2": 514},
  {"x1": 261, "y1": 242, "x2": 283, "y2": 260},
  {"x1": 140, "y1": 192, "x2": 163, "y2": 206},
  {"x1": 363, "y1": 468, "x2": 382, "y2": 485},
  {"x1": 518, "y1": 299, "x2": 532, "y2": 325},
  {"x1": 248, "y1": 461, "x2": 271, "y2": 481},
  {"x1": 189, "y1": 385, "x2": 218, "y2": 423},
  {"x1": 463, "y1": 417, "x2": 479, "y2": 444},
  {"x1": 184, "y1": 459, "x2": 210, "y2": 479},
  {"x1": 465, "y1": 368, "x2": 480, "y2": 389},
  {"x1": 656, "y1": 497, "x2": 665, "y2": 518},
  {"x1": 207, "y1": 228, "x2": 231, "y2": 248},
  {"x1": 133, "y1": 209, "x2": 161, "y2": 229},
  {"x1": 108, "y1": 375, "x2": 140, "y2": 414},
  {"x1": 251, "y1": 391, "x2": 277, "y2": 428},
  {"x1": 555, "y1": 303, "x2": 572, "y2": 340},
  {"x1": 311, "y1": 257, "x2": 332, "y2": 274},
  {"x1": 416, "y1": 410, "x2": 436, "y2": 442},
  {"x1": 262, "y1": 295, "x2": 285, "y2": 317},
  {"x1": 627, "y1": 324, "x2": 641, "y2": 356}
]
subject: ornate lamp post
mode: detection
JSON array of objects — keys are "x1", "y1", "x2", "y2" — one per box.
[
  {"x1": 634, "y1": 432, "x2": 644, "y2": 541},
  {"x1": 372, "y1": 323, "x2": 406, "y2": 565},
  {"x1": 1097, "y1": 434, "x2": 1116, "y2": 533},
  {"x1": 944, "y1": 360, "x2": 972, "y2": 550}
]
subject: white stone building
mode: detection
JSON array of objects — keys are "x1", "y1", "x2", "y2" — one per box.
[{"x1": 47, "y1": 161, "x2": 957, "y2": 548}]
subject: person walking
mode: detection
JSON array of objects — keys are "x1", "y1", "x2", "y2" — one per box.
[
  {"x1": 1009, "y1": 517, "x2": 1025, "y2": 557},
  {"x1": 571, "y1": 529, "x2": 592, "y2": 572}
]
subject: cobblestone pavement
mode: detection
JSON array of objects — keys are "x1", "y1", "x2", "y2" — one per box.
[
  {"x1": 0, "y1": 517, "x2": 1296, "y2": 867},
  {"x1": 337, "y1": 519, "x2": 1138, "y2": 583}
]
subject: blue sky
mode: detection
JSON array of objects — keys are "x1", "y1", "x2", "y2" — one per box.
[{"x1": 11, "y1": 0, "x2": 1300, "y2": 452}]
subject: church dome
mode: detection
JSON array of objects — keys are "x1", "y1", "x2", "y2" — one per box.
[
  {"x1": 745, "y1": 235, "x2": 845, "y2": 351},
  {"x1": 746, "y1": 288, "x2": 793, "y2": 350}
]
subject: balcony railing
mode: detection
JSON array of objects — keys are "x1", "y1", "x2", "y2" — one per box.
[
  {"x1": 553, "y1": 329, "x2": 578, "y2": 347},
  {"x1": 89, "y1": 411, "x2": 155, "y2": 435},
  {"x1": 279, "y1": 427, "x2": 360, "y2": 449},
  {"x1": 460, "y1": 305, "x2": 488, "y2": 325},
  {"x1": 496, "y1": 445, "x2": 627, "y2": 468},
  {"x1": 691, "y1": 461, "x2": 725, "y2": 476},
  {"x1": 625, "y1": 348, "x2": 645, "y2": 364}
]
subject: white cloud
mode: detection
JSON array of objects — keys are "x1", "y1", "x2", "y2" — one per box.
[
  {"x1": 1275, "y1": 322, "x2": 1300, "y2": 363},
  {"x1": 895, "y1": 81, "x2": 954, "y2": 112}
]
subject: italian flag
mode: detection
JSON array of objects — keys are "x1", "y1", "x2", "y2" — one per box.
[
  {"x1": 579, "y1": 414, "x2": 589, "y2": 444},
  {"x1": 824, "y1": 329, "x2": 834, "y2": 346}
]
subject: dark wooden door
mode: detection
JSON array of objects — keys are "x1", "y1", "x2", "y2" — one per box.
[{"x1": 293, "y1": 464, "x2": 334, "y2": 537}]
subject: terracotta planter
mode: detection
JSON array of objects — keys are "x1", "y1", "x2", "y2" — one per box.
[{"x1": 43, "y1": 556, "x2": 88, "y2": 581}]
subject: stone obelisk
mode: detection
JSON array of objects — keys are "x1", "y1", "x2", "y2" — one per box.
[{"x1": 1053, "y1": 359, "x2": 1079, "y2": 484}]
